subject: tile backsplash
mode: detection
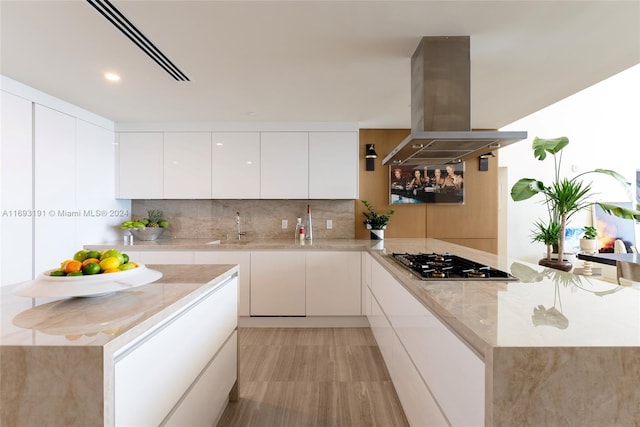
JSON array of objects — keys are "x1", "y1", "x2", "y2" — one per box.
[{"x1": 132, "y1": 199, "x2": 355, "y2": 240}]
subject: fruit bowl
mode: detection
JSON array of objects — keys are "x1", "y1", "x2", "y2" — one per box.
[{"x1": 130, "y1": 227, "x2": 165, "y2": 241}]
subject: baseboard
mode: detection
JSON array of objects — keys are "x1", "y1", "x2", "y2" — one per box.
[{"x1": 238, "y1": 316, "x2": 370, "y2": 328}]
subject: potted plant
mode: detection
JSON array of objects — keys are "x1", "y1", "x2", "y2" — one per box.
[
  {"x1": 511, "y1": 136, "x2": 640, "y2": 271},
  {"x1": 579, "y1": 225, "x2": 598, "y2": 253},
  {"x1": 361, "y1": 200, "x2": 394, "y2": 239}
]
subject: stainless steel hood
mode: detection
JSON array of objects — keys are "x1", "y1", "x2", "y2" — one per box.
[{"x1": 383, "y1": 36, "x2": 527, "y2": 166}]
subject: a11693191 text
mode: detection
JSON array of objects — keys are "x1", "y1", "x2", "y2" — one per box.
[{"x1": 1, "y1": 209, "x2": 130, "y2": 218}]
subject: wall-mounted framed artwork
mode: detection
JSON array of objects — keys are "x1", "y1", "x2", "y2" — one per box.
[{"x1": 390, "y1": 163, "x2": 464, "y2": 204}]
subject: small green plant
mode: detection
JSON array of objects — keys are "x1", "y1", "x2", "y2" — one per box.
[
  {"x1": 582, "y1": 225, "x2": 598, "y2": 240},
  {"x1": 361, "y1": 200, "x2": 394, "y2": 230}
]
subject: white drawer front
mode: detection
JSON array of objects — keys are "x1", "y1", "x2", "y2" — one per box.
[{"x1": 115, "y1": 277, "x2": 238, "y2": 426}]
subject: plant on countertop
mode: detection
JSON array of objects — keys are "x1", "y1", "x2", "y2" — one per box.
[
  {"x1": 511, "y1": 136, "x2": 640, "y2": 270},
  {"x1": 120, "y1": 210, "x2": 169, "y2": 230},
  {"x1": 361, "y1": 200, "x2": 395, "y2": 230},
  {"x1": 582, "y1": 225, "x2": 598, "y2": 240}
]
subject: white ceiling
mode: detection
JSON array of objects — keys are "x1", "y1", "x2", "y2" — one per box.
[{"x1": 1, "y1": 1, "x2": 639, "y2": 128}]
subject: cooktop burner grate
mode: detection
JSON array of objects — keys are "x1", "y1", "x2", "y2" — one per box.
[{"x1": 390, "y1": 252, "x2": 518, "y2": 281}]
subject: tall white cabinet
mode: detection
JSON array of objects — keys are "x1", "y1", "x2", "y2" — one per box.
[
  {"x1": 34, "y1": 105, "x2": 77, "y2": 275},
  {"x1": 1, "y1": 77, "x2": 129, "y2": 285},
  {"x1": 1, "y1": 91, "x2": 33, "y2": 285}
]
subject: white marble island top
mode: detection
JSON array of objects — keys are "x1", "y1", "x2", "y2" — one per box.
[
  {"x1": 369, "y1": 239, "x2": 640, "y2": 355},
  {"x1": 0, "y1": 264, "x2": 238, "y2": 427}
]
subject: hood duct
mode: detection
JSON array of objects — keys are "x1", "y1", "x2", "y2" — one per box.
[{"x1": 383, "y1": 36, "x2": 526, "y2": 166}]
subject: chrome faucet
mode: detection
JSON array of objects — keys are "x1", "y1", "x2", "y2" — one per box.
[{"x1": 236, "y1": 211, "x2": 246, "y2": 240}]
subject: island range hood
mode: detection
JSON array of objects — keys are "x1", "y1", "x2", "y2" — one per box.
[{"x1": 383, "y1": 36, "x2": 527, "y2": 166}]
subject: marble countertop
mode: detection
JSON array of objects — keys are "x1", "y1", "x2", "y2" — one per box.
[
  {"x1": 85, "y1": 237, "x2": 376, "y2": 251},
  {"x1": 366, "y1": 239, "x2": 640, "y2": 358},
  {"x1": 0, "y1": 264, "x2": 238, "y2": 351},
  {"x1": 16, "y1": 237, "x2": 640, "y2": 356}
]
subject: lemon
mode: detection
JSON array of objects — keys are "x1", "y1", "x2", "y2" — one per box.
[
  {"x1": 101, "y1": 249, "x2": 125, "y2": 265},
  {"x1": 99, "y1": 257, "x2": 120, "y2": 271}
]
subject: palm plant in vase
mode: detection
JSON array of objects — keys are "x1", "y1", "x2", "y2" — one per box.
[{"x1": 511, "y1": 136, "x2": 640, "y2": 271}]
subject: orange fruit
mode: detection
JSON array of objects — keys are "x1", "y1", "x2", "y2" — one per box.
[
  {"x1": 103, "y1": 268, "x2": 120, "y2": 274},
  {"x1": 64, "y1": 260, "x2": 83, "y2": 274}
]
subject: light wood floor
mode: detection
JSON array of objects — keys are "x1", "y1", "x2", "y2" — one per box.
[{"x1": 217, "y1": 327, "x2": 409, "y2": 427}]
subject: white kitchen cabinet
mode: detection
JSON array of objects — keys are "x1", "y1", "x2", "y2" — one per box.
[
  {"x1": 211, "y1": 132, "x2": 260, "y2": 199},
  {"x1": 114, "y1": 276, "x2": 237, "y2": 426},
  {"x1": 369, "y1": 290, "x2": 393, "y2": 368},
  {"x1": 164, "y1": 132, "x2": 212, "y2": 199},
  {"x1": 193, "y1": 251, "x2": 251, "y2": 316},
  {"x1": 75, "y1": 118, "x2": 128, "y2": 247},
  {"x1": 390, "y1": 329, "x2": 448, "y2": 427},
  {"x1": 369, "y1": 257, "x2": 485, "y2": 427},
  {"x1": 306, "y1": 251, "x2": 361, "y2": 316},
  {"x1": 118, "y1": 132, "x2": 163, "y2": 199},
  {"x1": 260, "y1": 132, "x2": 308, "y2": 199},
  {"x1": 308, "y1": 131, "x2": 358, "y2": 199},
  {"x1": 164, "y1": 331, "x2": 237, "y2": 426},
  {"x1": 391, "y1": 275, "x2": 484, "y2": 426},
  {"x1": 34, "y1": 105, "x2": 77, "y2": 275},
  {"x1": 250, "y1": 251, "x2": 306, "y2": 315},
  {"x1": 361, "y1": 252, "x2": 372, "y2": 316},
  {"x1": 1, "y1": 91, "x2": 33, "y2": 285}
]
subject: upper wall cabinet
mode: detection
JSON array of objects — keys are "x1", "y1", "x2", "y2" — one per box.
[
  {"x1": 117, "y1": 128, "x2": 359, "y2": 200},
  {"x1": 164, "y1": 132, "x2": 212, "y2": 199},
  {"x1": 309, "y1": 132, "x2": 358, "y2": 199},
  {"x1": 118, "y1": 132, "x2": 163, "y2": 199},
  {"x1": 212, "y1": 132, "x2": 260, "y2": 199},
  {"x1": 260, "y1": 132, "x2": 309, "y2": 199}
]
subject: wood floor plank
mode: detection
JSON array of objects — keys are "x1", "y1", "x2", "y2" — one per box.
[{"x1": 217, "y1": 327, "x2": 409, "y2": 427}]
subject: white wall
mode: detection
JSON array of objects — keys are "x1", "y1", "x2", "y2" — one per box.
[
  {"x1": 0, "y1": 76, "x2": 131, "y2": 286},
  {"x1": 499, "y1": 64, "x2": 640, "y2": 264}
]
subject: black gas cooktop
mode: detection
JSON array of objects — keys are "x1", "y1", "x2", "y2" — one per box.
[{"x1": 390, "y1": 252, "x2": 518, "y2": 281}]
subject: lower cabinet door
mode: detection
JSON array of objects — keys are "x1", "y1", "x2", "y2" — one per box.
[
  {"x1": 391, "y1": 332, "x2": 449, "y2": 427},
  {"x1": 369, "y1": 293, "x2": 393, "y2": 367},
  {"x1": 163, "y1": 331, "x2": 238, "y2": 427},
  {"x1": 114, "y1": 277, "x2": 237, "y2": 426},
  {"x1": 250, "y1": 251, "x2": 305, "y2": 316},
  {"x1": 305, "y1": 252, "x2": 361, "y2": 315}
]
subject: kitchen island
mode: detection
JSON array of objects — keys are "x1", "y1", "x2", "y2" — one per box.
[
  {"x1": 81, "y1": 237, "x2": 640, "y2": 425},
  {"x1": 1, "y1": 264, "x2": 239, "y2": 427},
  {"x1": 366, "y1": 239, "x2": 640, "y2": 426}
]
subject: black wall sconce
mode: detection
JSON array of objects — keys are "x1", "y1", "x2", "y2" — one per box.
[
  {"x1": 479, "y1": 151, "x2": 496, "y2": 171},
  {"x1": 365, "y1": 144, "x2": 378, "y2": 171}
]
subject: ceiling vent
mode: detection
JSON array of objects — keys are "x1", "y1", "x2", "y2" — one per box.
[{"x1": 86, "y1": 0, "x2": 190, "y2": 81}]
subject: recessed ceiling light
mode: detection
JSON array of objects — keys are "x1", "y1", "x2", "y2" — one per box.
[{"x1": 104, "y1": 72, "x2": 120, "y2": 82}]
